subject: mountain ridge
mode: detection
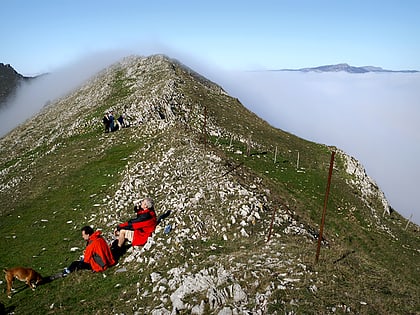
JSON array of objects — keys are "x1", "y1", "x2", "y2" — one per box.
[
  {"x1": 273, "y1": 63, "x2": 419, "y2": 73},
  {"x1": 0, "y1": 54, "x2": 418, "y2": 314}
]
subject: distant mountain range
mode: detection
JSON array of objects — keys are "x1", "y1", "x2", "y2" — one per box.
[{"x1": 275, "y1": 63, "x2": 419, "y2": 73}]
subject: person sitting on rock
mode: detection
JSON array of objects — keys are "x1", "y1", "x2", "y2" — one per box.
[
  {"x1": 113, "y1": 197, "x2": 157, "y2": 254},
  {"x1": 117, "y1": 114, "x2": 128, "y2": 128}
]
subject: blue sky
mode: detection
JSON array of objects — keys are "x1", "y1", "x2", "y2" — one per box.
[
  {"x1": 1, "y1": 0, "x2": 420, "y2": 225},
  {"x1": 1, "y1": 0, "x2": 419, "y2": 75}
]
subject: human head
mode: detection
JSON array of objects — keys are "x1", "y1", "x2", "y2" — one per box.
[
  {"x1": 141, "y1": 197, "x2": 154, "y2": 210},
  {"x1": 81, "y1": 225, "x2": 94, "y2": 240}
]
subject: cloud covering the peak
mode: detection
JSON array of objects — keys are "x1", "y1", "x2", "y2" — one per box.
[{"x1": 0, "y1": 50, "x2": 130, "y2": 137}]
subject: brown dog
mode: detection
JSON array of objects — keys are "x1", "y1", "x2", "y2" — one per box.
[{"x1": 4, "y1": 267, "x2": 43, "y2": 298}]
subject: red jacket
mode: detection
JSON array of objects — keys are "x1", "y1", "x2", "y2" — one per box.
[
  {"x1": 84, "y1": 231, "x2": 115, "y2": 272},
  {"x1": 117, "y1": 208, "x2": 157, "y2": 246}
]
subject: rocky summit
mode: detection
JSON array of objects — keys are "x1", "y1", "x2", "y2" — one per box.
[{"x1": 0, "y1": 55, "x2": 418, "y2": 314}]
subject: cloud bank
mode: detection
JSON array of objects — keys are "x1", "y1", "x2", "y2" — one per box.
[
  {"x1": 217, "y1": 70, "x2": 420, "y2": 225},
  {"x1": 0, "y1": 50, "x2": 129, "y2": 137},
  {"x1": 1, "y1": 52, "x2": 419, "y2": 225}
]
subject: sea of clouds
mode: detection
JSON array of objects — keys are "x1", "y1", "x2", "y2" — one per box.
[
  {"x1": 217, "y1": 70, "x2": 420, "y2": 225},
  {"x1": 1, "y1": 54, "x2": 419, "y2": 225}
]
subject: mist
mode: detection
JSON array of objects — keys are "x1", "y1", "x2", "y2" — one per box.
[
  {"x1": 216, "y1": 70, "x2": 420, "y2": 225},
  {"x1": 0, "y1": 50, "x2": 129, "y2": 137},
  {"x1": 1, "y1": 51, "x2": 419, "y2": 225}
]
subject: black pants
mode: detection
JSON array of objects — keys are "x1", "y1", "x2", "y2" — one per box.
[{"x1": 68, "y1": 260, "x2": 92, "y2": 273}]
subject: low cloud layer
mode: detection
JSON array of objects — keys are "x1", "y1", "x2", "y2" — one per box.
[
  {"x1": 1, "y1": 53, "x2": 419, "y2": 225},
  {"x1": 0, "y1": 50, "x2": 128, "y2": 137},
  {"x1": 217, "y1": 71, "x2": 420, "y2": 225}
]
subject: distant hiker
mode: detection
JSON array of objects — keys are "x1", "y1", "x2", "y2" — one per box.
[
  {"x1": 102, "y1": 112, "x2": 110, "y2": 133},
  {"x1": 112, "y1": 198, "x2": 157, "y2": 256},
  {"x1": 62, "y1": 226, "x2": 115, "y2": 276},
  {"x1": 117, "y1": 114, "x2": 127, "y2": 128},
  {"x1": 109, "y1": 110, "x2": 115, "y2": 132}
]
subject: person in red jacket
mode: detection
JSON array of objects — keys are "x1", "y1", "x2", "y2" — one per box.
[
  {"x1": 63, "y1": 226, "x2": 115, "y2": 275},
  {"x1": 114, "y1": 197, "x2": 157, "y2": 248}
]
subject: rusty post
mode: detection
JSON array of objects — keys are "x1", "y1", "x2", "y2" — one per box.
[
  {"x1": 274, "y1": 146, "x2": 277, "y2": 164},
  {"x1": 404, "y1": 214, "x2": 413, "y2": 230},
  {"x1": 266, "y1": 206, "x2": 277, "y2": 242},
  {"x1": 203, "y1": 106, "x2": 207, "y2": 148},
  {"x1": 315, "y1": 151, "x2": 335, "y2": 263}
]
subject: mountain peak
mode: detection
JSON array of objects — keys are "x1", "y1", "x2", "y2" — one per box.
[{"x1": 0, "y1": 54, "x2": 418, "y2": 314}]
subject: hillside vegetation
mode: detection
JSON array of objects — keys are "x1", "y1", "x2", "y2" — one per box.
[{"x1": 0, "y1": 55, "x2": 419, "y2": 314}]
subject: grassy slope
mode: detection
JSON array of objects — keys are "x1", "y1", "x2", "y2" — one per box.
[
  {"x1": 0, "y1": 127, "x2": 145, "y2": 313},
  {"x1": 0, "y1": 56, "x2": 419, "y2": 314}
]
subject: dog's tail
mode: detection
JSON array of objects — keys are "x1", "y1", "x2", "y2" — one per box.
[{"x1": 3, "y1": 268, "x2": 7, "y2": 273}]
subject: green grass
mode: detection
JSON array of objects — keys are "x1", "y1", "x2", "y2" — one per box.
[
  {"x1": 1, "y1": 155, "x2": 280, "y2": 313},
  {"x1": 1, "y1": 56, "x2": 419, "y2": 314},
  {"x1": 206, "y1": 132, "x2": 420, "y2": 314},
  {"x1": 0, "y1": 129, "x2": 145, "y2": 313}
]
